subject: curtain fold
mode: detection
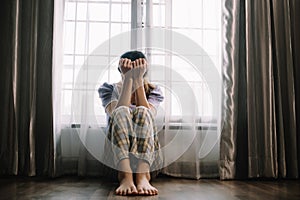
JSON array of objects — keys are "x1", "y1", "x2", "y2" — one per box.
[
  {"x1": 220, "y1": 0, "x2": 300, "y2": 179},
  {"x1": 0, "y1": 0, "x2": 54, "y2": 176},
  {"x1": 291, "y1": 0, "x2": 300, "y2": 178}
]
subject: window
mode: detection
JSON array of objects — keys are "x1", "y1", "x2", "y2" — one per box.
[
  {"x1": 62, "y1": 0, "x2": 131, "y2": 125},
  {"x1": 61, "y1": 0, "x2": 221, "y2": 127},
  {"x1": 149, "y1": 0, "x2": 221, "y2": 122}
]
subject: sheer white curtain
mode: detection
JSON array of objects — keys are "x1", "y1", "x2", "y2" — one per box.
[
  {"x1": 53, "y1": 0, "x2": 132, "y2": 176},
  {"x1": 145, "y1": 0, "x2": 222, "y2": 179},
  {"x1": 53, "y1": 0, "x2": 221, "y2": 178}
]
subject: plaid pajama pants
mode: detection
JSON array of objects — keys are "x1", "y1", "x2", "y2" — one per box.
[{"x1": 103, "y1": 106, "x2": 162, "y2": 173}]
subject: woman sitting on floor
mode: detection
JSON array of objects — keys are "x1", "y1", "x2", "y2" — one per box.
[{"x1": 98, "y1": 51, "x2": 164, "y2": 196}]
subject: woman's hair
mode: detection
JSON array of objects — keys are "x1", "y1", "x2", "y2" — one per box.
[
  {"x1": 119, "y1": 51, "x2": 155, "y2": 97},
  {"x1": 120, "y1": 51, "x2": 146, "y2": 63}
]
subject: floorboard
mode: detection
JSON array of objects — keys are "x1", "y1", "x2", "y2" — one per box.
[{"x1": 0, "y1": 176, "x2": 299, "y2": 200}]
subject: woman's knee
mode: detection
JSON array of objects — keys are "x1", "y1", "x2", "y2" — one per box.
[
  {"x1": 109, "y1": 106, "x2": 133, "y2": 136},
  {"x1": 113, "y1": 105, "x2": 130, "y2": 115},
  {"x1": 111, "y1": 106, "x2": 131, "y2": 120},
  {"x1": 134, "y1": 106, "x2": 152, "y2": 118}
]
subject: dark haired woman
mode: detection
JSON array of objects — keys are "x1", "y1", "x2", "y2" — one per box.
[{"x1": 98, "y1": 51, "x2": 163, "y2": 196}]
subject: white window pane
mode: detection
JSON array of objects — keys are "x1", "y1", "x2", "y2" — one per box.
[
  {"x1": 89, "y1": 23, "x2": 109, "y2": 54},
  {"x1": 153, "y1": 0, "x2": 165, "y2": 4},
  {"x1": 88, "y1": 3, "x2": 109, "y2": 21},
  {"x1": 149, "y1": 55, "x2": 166, "y2": 82},
  {"x1": 203, "y1": 30, "x2": 218, "y2": 56},
  {"x1": 77, "y1": 3, "x2": 87, "y2": 20},
  {"x1": 62, "y1": 83, "x2": 73, "y2": 91},
  {"x1": 75, "y1": 22, "x2": 87, "y2": 54},
  {"x1": 170, "y1": 83, "x2": 196, "y2": 117},
  {"x1": 108, "y1": 58, "x2": 121, "y2": 83},
  {"x1": 87, "y1": 56, "x2": 109, "y2": 67},
  {"x1": 172, "y1": 1, "x2": 188, "y2": 28},
  {"x1": 111, "y1": 4, "x2": 131, "y2": 22},
  {"x1": 170, "y1": 89, "x2": 182, "y2": 117},
  {"x1": 110, "y1": 0, "x2": 130, "y2": 2},
  {"x1": 75, "y1": 56, "x2": 85, "y2": 66},
  {"x1": 203, "y1": 55, "x2": 220, "y2": 76},
  {"x1": 174, "y1": 29, "x2": 203, "y2": 50},
  {"x1": 110, "y1": 23, "x2": 130, "y2": 38},
  {"x1": 64, "y1": 2, "x2": 76, "y2": 20},
  {"x1": 111, "y1": 4, "x2": 122, "y2": 22},
  {"x1": 109, "y1": 58, "x2": 119, "y2": 70},
  {"x1": 72, "y1": 56, "x2": 85, "y2": 83},
  {"x1": 203, "y1": 0, "x2": 220, "y2": 29},
  {"x1": 62, "y1": 68, "x2": 74, "y2": 84},
  {"x1": 62, "y1": 90, "x2": 72, "y2": 115},
  {"x1": 194, "y1": 82, "x2": 213, "y2": 117},
  {"x1": 153, "y1": 4, "x2": 165, "y2": 27},
  {"x1": 205, "y1": 55, "x2": 220, "y2": 74},
  {"x1": 63, "y1": 22, "x2": 75, "y2": 54},
  {"x1": 172, "y1": 0, "x2": 202, "y2": 28},
  {"x1": 109, "y1": 69, "x2": 121, "y2": 83},
  {"x1": 63, "y1": 55, "x2": 74, "y2": 65},
  {"x1": 172, "y1": 56, "x2": 202, "y2": 82},
  {"x1": 202, "y1": 83, "x2": 214, "y2": 117},
  {"x1": 193, "y1": 83, "x2": 204, "y2": 115},
  {"x1": 98, "y1": 70, "x2": 109, "y2": 86},
  {"x1": 122, "y1": 4, "x2": 131, "y2": 22},
  {"x1": 73, "y1": 65, "x2": 82, "y2": 87},
  {"x1": 151, "y1": 54, "x2": 166, "y2": 65},
  {"x1": 184, "y1": 55, "x2": 203, "y2": 77},
  {"x1": 94, "y1": 91, "x2": 106, "y2": 120}
]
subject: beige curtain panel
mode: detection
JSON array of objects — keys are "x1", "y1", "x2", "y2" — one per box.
[
  {"x1": 220, "y1": 0, "x2": 300, "y2": 179},
  {"x1": 0, "y1": 0, "x2": 54, "y2": 176}
]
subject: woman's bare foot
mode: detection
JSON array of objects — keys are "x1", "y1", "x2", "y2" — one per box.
[
  {"x1": 115, "y1": 172, "x2": 138, "y2": 196},
  {"x1": 136, "y1": 173, "x2": 158, "y2": 195},
  {"x1": 115, "y1": 159, "x2": 138, "y2": 196},
  {"x1": 135, "y1": 160, "x2": 158, "y2": 195}
]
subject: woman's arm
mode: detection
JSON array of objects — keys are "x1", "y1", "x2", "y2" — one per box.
[
  {"x1": 132, "y1": 58, "x2": 150, "y2": 109},
  {"x1": 116, "y1": 58, "x2": 133, "y2": 108},
  {"x1": 105, "y1": 58, "x2": 133, "y2": 115},
  {"x1": 134, "y1": 80, "x2": 150, "y2": 108},
  {"x1": 116, "y1": 77, "x2": 133, "y2": 108}
]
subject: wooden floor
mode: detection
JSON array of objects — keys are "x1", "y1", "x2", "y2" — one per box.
[{"x1": 0, "y1": 175, "x2": 299, "y2": 200}]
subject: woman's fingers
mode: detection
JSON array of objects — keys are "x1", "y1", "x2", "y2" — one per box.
[
  {"x1": 132, "y1": 58, "x2": 147, "y2": 68},
  {"x1": 119, "y1": 58, "x2": 133, "y2": 74},
  {"x1": 137, "y1": 58, "x2": 142, "y2": 67},
  {"x1": 140, "y1": 58, "x2": 145, "y2": 66},
  {"x1": 130, "y1": 58, "x2": 146, "y2": 79},
  {"x1": 124, "y1": 58, "x2": 132, "y2": 68},
  {"x1": 119, "y1": 58, "x2": 147, "y2": 76},
  {"x1": 132, "y1": 60, "x2": 137, "y2": 68}
]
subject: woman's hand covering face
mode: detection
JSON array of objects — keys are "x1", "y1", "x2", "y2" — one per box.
[
  {"x1": 119, "y1": 58, "x2": 133, "y2": 74},
  {"x1": 132, "y1": 58, "x2": 147, "y2": 79},
  {"x1": 119, "y1": 58, "x2": 147, "y2": 79}
]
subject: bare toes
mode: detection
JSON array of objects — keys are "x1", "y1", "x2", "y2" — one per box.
[
  {"x1": 138, "y1": 188, "x2": 144, "y2": 195},
  {"x1": 115, "y1": 188, "x2": 121, "y2": 195},
  {"x1": 144, "y1": 189, "x2": 149, "y2": 195},
  {"x1": 152, "y1": 188, "x2": 158, "y2": 194},
  {"x1": 148, "y1": 189, "x2": 153, "y2": 195},
  {"x1": 131, "y1": 187, "x2": 138, "y2": 194}
]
